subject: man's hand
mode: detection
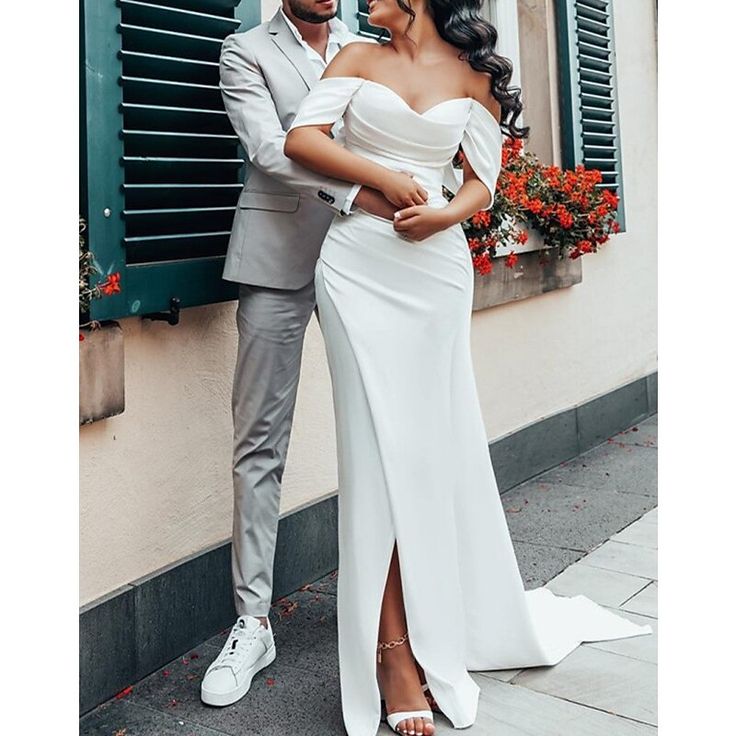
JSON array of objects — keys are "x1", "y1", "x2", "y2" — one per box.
[
  {"x1": 392, "y1": 205, "x2": 453, "y2": 242},
  {"x1": 353, "y1": 186, "x2": 397, "y2": 221}
]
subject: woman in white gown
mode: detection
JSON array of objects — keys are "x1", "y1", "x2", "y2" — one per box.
[{"x1": 284, "y1": 2, "x2": 651, "y2": 735}]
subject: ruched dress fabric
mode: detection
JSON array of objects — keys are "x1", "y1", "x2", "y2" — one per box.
[{"x1": 288, "y1": 76, "x2": 651, "y2": 736}]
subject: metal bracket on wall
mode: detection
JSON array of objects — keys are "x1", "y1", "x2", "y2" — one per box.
[{"x1": 142, "y1": 297, "x2": 181, "y2": 326}]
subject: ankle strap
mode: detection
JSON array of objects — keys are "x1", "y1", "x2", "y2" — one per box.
[{"x1": 376, "y1": 630, "x2": 409, "y2": 663}]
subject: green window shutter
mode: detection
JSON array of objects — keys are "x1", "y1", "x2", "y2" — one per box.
[
  {"x1": 555, "y1": 0, "x2": 625, "y2": 229},
  {"x1": 81, "y1": 0, "x2": 261, "y2": 322}
]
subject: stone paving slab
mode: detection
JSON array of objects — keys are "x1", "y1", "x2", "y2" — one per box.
[
  {"x1": 579, "y1": 540, "x2": 658, "y2": 580},
  {"x1": 610, "y1": 418, "x2": 658, "y2": 449},
  {"x1": 503, "y1": 479, "x2": 654, "y2": 552},
  {"x1": 587, "y1": 609, "x2": 657, "y2": 664},
  {"x1": 80, "y1": 698, "x2": 228, "y2": 735},
  {"x1": 638, "y1": 508, "x2": 657, "y2": 525},
  {"x1": 511, "y1": 645, "x2": 657, "y2": 726},
  {"x1": 433, "y1": 676, "x2": 656, "y2": 736},
  {"x1": 620, "y1": 582, "x2": 658, "y2": 618},
  {"x1": 539, "y1": 442, "x2": 657, "y2": 498},
  {"x1": 306, "y1": 570, "x2": 338, "y2": 596},
  {"x1": 611, "y1": 519, "x2": 658, "y2": 549},
  {"x1": 545, "y1": 560, "x2": 650, "y2": 607},
  {"x1": 474, "y1": 667, "x2": 522, "y2": 683},
  {"x1": 510, "y1": 540, "x2": 583, "y2": 589}
]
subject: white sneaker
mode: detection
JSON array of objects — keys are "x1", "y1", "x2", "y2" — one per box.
[{"x1": 200, "y1": 615, "x2": 276, "y2": 706}]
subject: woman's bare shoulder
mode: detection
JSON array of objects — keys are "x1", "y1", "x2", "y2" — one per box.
[
  {"x1": 322, "y1": 40, "x2": 386, "y2": 79},
  {"x1": 465, "y1": 68, "x2": 502, "y2": 122}
]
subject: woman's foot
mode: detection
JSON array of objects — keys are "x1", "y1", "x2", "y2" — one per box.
[
  {"x1": 377, "y1": 635, "x2": 435, "y2": 735},
  {"x1": 413, "y1": 663, "x2": 439, "y2": 711}
]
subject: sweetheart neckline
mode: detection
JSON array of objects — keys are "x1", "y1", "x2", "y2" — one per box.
[
  {"x1": 322, "y1": 76, "x2": 502, "y2": 131},
  {"x1": 361, "y1": 78, "x2": 472, "y2": 117}
]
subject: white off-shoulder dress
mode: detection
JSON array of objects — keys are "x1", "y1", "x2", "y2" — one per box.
[{"x1": 288, "y1": 76, "x2": 651, "y2": 736}]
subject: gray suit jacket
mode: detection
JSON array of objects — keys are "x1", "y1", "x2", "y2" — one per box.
[{"x1": 219, "y1": 11, "x2": 372, "y2": 289}]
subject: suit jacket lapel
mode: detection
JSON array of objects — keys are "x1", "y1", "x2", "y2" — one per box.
[{"x1": 269, "y1": 10, "x2": 319, "y2": 91}]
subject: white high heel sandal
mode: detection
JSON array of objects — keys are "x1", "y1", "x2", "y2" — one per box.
[{"x1": 377, "y1": 631, "x2": 435, "y2": 734}]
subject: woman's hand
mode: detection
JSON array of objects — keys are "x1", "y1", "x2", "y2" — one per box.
[
  {"x1": 392, "y1": 205, "x2": 453, "y2": 242},
  {"x1": 378, "y1": 170, "x2": 429, "y2": 208}
]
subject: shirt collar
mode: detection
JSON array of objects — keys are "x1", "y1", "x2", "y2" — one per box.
[{"x1": 279, "y1": 6, "x2": 349, "y2": 45}]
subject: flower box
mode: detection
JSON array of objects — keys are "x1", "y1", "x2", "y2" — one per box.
[
  {"x1": 79, "y1": 322, "x2": 125, "y2": 425},
  {"x1": 472, "y1": 244, "x2": 582, "y2": 311}
]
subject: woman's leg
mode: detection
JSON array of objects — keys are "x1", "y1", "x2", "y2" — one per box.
[{"x1": 377, "y1": 543, "x2": 435, "y2": 736}]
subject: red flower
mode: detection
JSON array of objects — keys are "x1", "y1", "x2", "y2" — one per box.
[
  {"x1": 557, "y1": 207, "x2": 574, "y2": 229},
  {"x1": 515, "y1": 230, "x2": 529, "y2": 245},
  {"x1": 472, "y1": 253, "x2": 493, "y2": 275},
  {"x1": 528, "y1": 198, "x2": 544, "y2": 214},
  {"x1": 100, "y1": 272, "x2": 122, "y2": 296},
  {"x1": 578, "y1": 240, "x2": 593, "y2": 253},
  {"x1": 471, "y1": 210, "x2": 491, "y2": 228},
  {"x1": 505, "y1": 251, "x2": 519, "y2": 268},
  {"x1": 602, "y1": 189, "x2": 619, "y2": 209}
]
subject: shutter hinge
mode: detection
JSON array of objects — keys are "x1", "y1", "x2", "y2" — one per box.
[{"x1": 142, "y1": 297, "x2": 181, "y2": 326}]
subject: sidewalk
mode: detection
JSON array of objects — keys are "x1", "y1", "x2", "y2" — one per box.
[{"x1": 81, "y1": 415, "x2": 657, "y2": 736}]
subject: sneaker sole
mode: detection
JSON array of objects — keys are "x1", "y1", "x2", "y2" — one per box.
[{"x1": 201, "y1": 643, "x2": 276, "y2": 707}]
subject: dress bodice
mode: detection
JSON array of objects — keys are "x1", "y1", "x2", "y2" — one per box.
[{"x1": 288, "y1": 75, "x2": 503, "y2": 210}]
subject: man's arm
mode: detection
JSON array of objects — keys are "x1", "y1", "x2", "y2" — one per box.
[{"x1": 219, "y1": 34, "x2": 355, "y2": 215}]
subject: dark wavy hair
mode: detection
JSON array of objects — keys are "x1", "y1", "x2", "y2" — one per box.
[{"x1": 393, "y1": 0, "x2": 528, "y2": 139}]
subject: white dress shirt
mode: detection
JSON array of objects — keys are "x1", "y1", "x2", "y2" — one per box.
[{"x1": 280, "y1": 7, "x2": 362, "y2": 215}]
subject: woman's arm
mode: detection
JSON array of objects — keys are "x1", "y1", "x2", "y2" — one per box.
[{"x1": 283, "y1": 44, "x2": 428, "y2": 208}]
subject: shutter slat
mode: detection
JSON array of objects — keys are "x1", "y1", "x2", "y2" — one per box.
[
  {"x1": 121, "y1": 102, "x2": 232, "y2": 133},
  {"x1": 121, "y1": 51, "x2": 219, "y2": 84},
  {"x1": 125, "y1": 232, "x2": 231, "y2": 265},
  {"x1": 122, "y1": 76, "x2": 222, "y2": 107},
  {"x1": 140, "y1": 0, "x2": 240, "y2": 14},
  {"x1": 119, "y1": 1, "x2": 240, "y2": 37},
  {"x1": 124, "y1": 207, "x2": 236, "y2": 237},
  {"x1": 124, "y1": 182, "x2": 242, "y2": 209},
  {"x1": 119, "y1": 24, "x2": 225, "y2": 62}
]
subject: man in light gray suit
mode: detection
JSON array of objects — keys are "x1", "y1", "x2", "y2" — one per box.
[{"x1": 200, "y1": 0, "x2": 395, "y2": 707}]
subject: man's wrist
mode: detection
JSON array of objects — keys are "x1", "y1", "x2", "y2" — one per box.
[{"x1": 340, "y1": 183, "x2": 362, "y2": 215}]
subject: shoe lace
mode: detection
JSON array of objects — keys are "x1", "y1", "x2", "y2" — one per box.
[{"x1": 211, "y1": 621, "x2": 261, "y2": 671}]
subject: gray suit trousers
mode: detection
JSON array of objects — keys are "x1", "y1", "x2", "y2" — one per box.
[{"x1": 231, "y1": 281, "x2": 317, "y2": 617}]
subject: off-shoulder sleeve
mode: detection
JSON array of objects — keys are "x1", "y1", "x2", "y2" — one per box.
[
  {"x1": 288, "y1": 76, "x2": 366, "y2": 130},
  {"x1": 459, "y1": 100, "x2": 504, "y2": 211}
]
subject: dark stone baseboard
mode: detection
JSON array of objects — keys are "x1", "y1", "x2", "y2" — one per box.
[{"x1": 80, "y1": 371, "x2": 657, "y2": 714}]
